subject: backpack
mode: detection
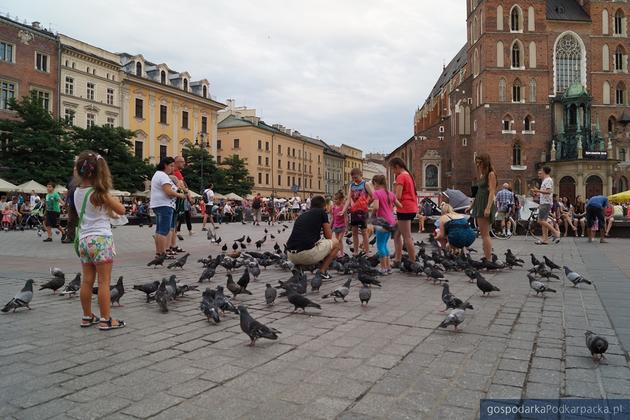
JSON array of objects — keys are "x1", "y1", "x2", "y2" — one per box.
[{"x1": 252, "y1": 197, "x2": 262, "y2": 209}]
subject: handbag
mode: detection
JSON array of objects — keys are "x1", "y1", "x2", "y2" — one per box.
[{"x1": 74, "y1": 187, "x2": 93, "y2": 257}]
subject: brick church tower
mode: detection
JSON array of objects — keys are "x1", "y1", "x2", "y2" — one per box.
[{"x1": 390, "y1": 0, "x2": 630, "y2": 201}]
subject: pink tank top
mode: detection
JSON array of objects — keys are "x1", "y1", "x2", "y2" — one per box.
[
  {"x1": 332, "y1": 204, "x2": 346, "y2": 229},
  {"x1": 373, "y1": 189, "x2": 396, "y2": 225}
]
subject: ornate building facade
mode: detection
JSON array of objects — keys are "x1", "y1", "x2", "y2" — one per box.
[{"x1": 388, "y1": 0, "x2": 630, "y2": 200}]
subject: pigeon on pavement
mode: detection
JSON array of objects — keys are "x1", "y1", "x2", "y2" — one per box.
[
  {"x1": 50, "y1": 267, "x2": 65, "y2": 279},
  {"x1": 60, "y1": 273, "x2": 81, "y2": 297},
  {"x1": 265, "y1": 283, "x2": 277, "y2": 305},
  {"x1": 133, "y1": 280, "x2": 160, "y2": 302},
  {"x1": 109, "y1": 276, "x2": 125, "y2": 306},
  {"x1": 564, "y1": 266, "x2": 592, "y2": 288},
  {"x1": 155, "y1": 279, "x2": 169, "y2": 313},
  {"x1": 2, "y1": 279, "x2": 34, "y2": 312},
  {"x1": 39, "y1": 276, "x2": 65, "y2": 294},
  {"x1": 530, "y1": 254, "x2": 541, "y2": 267},
  {"x1": 201, "y1": 288, "x2": 221, "y2": 323},
  {"x1": 239, "y1": 305, "x2": 280, "y2": 346},
  {"x1": 475, "y1": 272, "x2": 500, "y2": 296},
  {"x1": 287, "y1": 287, "x2": 321, "y2": 313},
  {"x1": 359, "y1": 285, "x2": 371, "y2": 305},
  {"x1": 322, "y1": 278, "x2": 352, "y2": 302},
  {"x1": 358, "y1": 271, "x2": 382, "y2": 288},
  {"x1": 528, "y1": 273, "x2": 557, "y2": 297},
  {"x1": 438, "y1": 306, "x2": 468, "y2": 331},
  {"x1": 310, "y1": 272, "x2": 322, "y2": 292},
  {"x1": 198, "y1": 265, "x2": 216, "y2": 283},
  {"x1": 585, "y1": 330, "x2": 608, "y2": 361},
  {"x1": 214, "y1": 285, "x2": 239, "y2": 314},
  {"x1": 441, "y1": 282, "x2": 473, "y2": 311},
  {"x1": 167, "y1": 253, "x2": 190, "y2": 270},
  {"x1": 147, "y1": 254, "x2": 167, "y2": 268},
  {"x1": 543, "y1": 256, "x2": 561, "y2": 271}
]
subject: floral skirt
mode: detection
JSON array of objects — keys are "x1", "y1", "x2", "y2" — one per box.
[{"x1": 79, "y1": 235, "x2": 116, "y2": 265}]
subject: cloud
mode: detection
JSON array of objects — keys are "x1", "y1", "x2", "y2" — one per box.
[{"x1": 2, "y1": 0, "x2": 466, "y2": 152}]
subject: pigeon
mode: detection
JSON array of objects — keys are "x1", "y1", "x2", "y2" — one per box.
[
  {"x1": 165, "y1": 275, "x2": 178, "y2": 299},
  {"x1": 310, "y1": 272, "x2": 322, "y2": 292},
  {"x1": 542, "y1": 256, "x2": 561, "y2": 271},
  {"x1": 226, "y1": 274, "x2": 252, "y2": 298},
  {"x1": 39, "y1": 276, "x2": 65, "y2": 294},
  {"x1": 238, "y1": 305, "x2": 281, "y2": 346},
  {"x1": 563, "y1": 266, "x2": 592, "y2": 288},
  {"x1": 237, "y1": 269, "x2": 251, "y2": 291},
  {"x1": 424, "y1": 267, "x2": 445, "y2": 284},
  {"x1": 215, "y1": 236, "x2": 222, "y2": 245},
  {"x1": 585, "y1": 330, "x2": 608, "y2": 361},
  {"x1": 222, "y1": 243, "x2": 228, "y2": 252},
  {"x1": 2, "y1": 279, "x2": 34, "y2": 312},
  {"x1": 235, "y1": 235, "x2": 245, "y2": 243},
  {"x1": 530, "y1": 263, "x2": 560, "y2": 280},
  {"x1": 264, "y1": 228, "x2": 268, "y2": 234},
  {"x1": 199, "y1": 265, "x2": 216, "y2": 283},
  {"x1": 200, "y1": 288, "x2": 220, "y2": 323},
  {"x1": 155, "y1": 279, "x2": 169, "y2": 313},
  {"x1": 232, "y1": 242, "x2": 239, "y2": 251},
  {"x1": 133, "y1": 280, "x2": 160, "y2": 303},
  {"x1": 175, "y1": 283, "x2": 199, "y2": 297},
  {"x1": 265, "y1": 283, "x2": 277, "y2": 305},
  {"x1": 109, "y1": 276, "x2": 125, "y2": 306},
  {"x1": 248, "y1": 262, "x2": 261, "y2": 281},
  {"x1": 246, "y1": 236, "x2": 251, "y2": 244},
  {"x1": 207, "y1": 228, "x2": 216, "y2": 241},
  {"x1": 464, "y1": 268, "x2": 478, "y2": 283},
  {"x1": 359, "y1": 285, "x2": 371, "y2": 305},
  {"x1": 322, "y1": 278, "x2": 352, "y2": 302},
  {"x1": 50, "y1": 267, "x2": 65, "y2": 279},
  {"x1": 214, "y1": 285, "x2": 239, "y2": 314},
  {"x1": 528, "y1": 273, "x2": 557, "y2": 297},
  {"x1": 441, "y1": 282, "x2": 473, "y2": 311},
  {"x1": 287, "y1": 287, "x2": 321, "y2": 313},
  {"x1": 60, "y1": 273, "x2": 81, "y2": 297},
  {"x1": 475, "y1": 272, "x2": 500, "y2": 296},
  {"x1": 504, "y1": 249, "x2": 524, "y2": 268},
  {"x1": 167, "y1": 253, "x2": 190, "y2": 270},
  {"x1": 530, "y1": 254, "x2": 541, "y2": 267},
  {"x1": 438, "y1": 307, "x2": 468, "y2": 331},
  {"x1": 147, "y1": 253, "x2": 166, "y2": 268},
  {"x1": 240, "y1": 242, "x2": 247, "y2": 249},
  {"x1": 357, "y1": 271, "x2": 382, "y2": 288}
]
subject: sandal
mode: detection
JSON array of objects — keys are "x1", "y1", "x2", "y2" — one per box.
[
  {"x1": 80, "y1": 314, "x2": 100, "y2": 328},
  {"x1": 534, "y1": 240, "x2": 549, "y2": 245},
  {"x1": 172, "y1": 246, "x2": 185, "y2": 253},
  {"x1": 99, "y1": 317, "x2": 126, "y2": 331}
]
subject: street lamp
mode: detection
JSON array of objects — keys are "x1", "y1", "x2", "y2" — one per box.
[{"x1": 195, "y1": 132, "x2": 209, "y2": 194}]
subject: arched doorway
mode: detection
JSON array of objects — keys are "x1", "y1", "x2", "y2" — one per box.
[
  {"x1": 559, "y1": 176, "x2": 576, "y2": 204},
  {"x1": 585, "y1": 175, "x2": 603, "y2": 198},
  {"x1": 617, "y1": 176, "x2": 628, "y2": 193}
]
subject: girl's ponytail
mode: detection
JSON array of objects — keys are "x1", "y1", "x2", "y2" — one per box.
[{"x1": 75, "y1": 150, "x2": 115, "y2": 217}]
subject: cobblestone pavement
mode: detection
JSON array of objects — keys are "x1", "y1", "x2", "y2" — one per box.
[{"x1": 0, "y1": 222, "x2": 629, "y2": 419}]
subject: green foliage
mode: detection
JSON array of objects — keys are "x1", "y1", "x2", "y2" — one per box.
[
  {"x1": 0, "y1": 94, "x2": 74, "y2": 185},
  {"x1": 220, "y1": 154, "x2": 254, "y2": 196},
  {"x1": 71, "y1": 125, "x2": 154, "y2": 192},
  {"x1": 181, "y1": 144, "x2": 223, "y2": 194}
]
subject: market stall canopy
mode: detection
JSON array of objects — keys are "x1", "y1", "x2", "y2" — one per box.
[
  {"x1": 17, "y1": 180, "x2": 48, "y2": 194},
  {"x1": 54, "y1": 185, "x2": 67, "y2": 194},
  {"x1": 0, "y1": 178, "x2": 18, "y2": 192},
  {"x1": 213, "y1": 192, "x2": 226, "y2": 200},
  {"x1": 110, "y1": 190, "x2": 131, "y2": 197},
  {"x1": 609, "y1": 190, "x2": 630, "y2": 204},
  {"x1": 225, "y1": 193, "x2": 243, "y2": 201},
  {"x1": 188, "y1": 190, "x2": 201, "y2": 199},
  {"x1": 134, "y1": 190, "x2": 151, "y2": 198}
]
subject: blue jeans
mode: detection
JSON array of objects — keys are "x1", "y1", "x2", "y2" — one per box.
[
  {"x1": 375, "y1": 229, "x2": 391, "y2": 258},
  {"x1": 153, "y1": 206, "x2": 174, "y2": 236}
]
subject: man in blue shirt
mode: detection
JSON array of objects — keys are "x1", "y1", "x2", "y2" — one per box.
[
  {"x1": 586, "y1": 195, "x2": 609, "y2": 243},
  {"x1": 495, "y1": 183, "x2": 514, "y2": 236}
]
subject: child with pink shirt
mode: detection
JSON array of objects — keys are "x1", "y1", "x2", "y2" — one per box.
[
  {"x1": 331, "y1": 190, "x2": 347, "y2": 257},
  {"x1": 370, "y1": 175, "x2": 401, "y2": 274}
]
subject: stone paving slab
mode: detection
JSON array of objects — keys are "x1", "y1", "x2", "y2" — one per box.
[{"x1": 0, "y1": 224, "x2": 629, "y2": 419}]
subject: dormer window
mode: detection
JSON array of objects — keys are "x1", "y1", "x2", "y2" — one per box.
[
  {"x1": 160, "y1": 70, "x2": 166, "y2": 84},
  {"x1": 183, "y1": 79, "x2": 188, "y2": 91},
  {"x1": 135, "y1": 62, "x2": 142, "y2": 76}
]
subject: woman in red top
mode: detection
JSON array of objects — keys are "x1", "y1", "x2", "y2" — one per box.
[{"x1": 390, "y1": 157, "x2": 419, "y2": 263}]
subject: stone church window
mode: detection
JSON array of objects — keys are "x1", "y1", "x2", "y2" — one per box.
[
  {"x1": 425, "y1": 165, "x2": 438, "y2": 188},
  {"x1": 555, "y1": 33, "x2": 584, "y2": 94}
]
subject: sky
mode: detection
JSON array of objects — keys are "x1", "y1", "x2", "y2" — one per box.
[{"x1": 3, "y1": 0, "x2": 466, "y2": 153}]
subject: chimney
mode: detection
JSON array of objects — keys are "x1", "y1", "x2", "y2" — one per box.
[{"x1": 31, "y1": 21, "x2": 41, "y2": 29}]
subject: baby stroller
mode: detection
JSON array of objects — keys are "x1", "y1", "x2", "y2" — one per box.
[{"x1": 21, "y1": 200, "x2": 45, "y2": 235}]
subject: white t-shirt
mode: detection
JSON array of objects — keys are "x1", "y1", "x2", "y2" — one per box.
[
  {"x1": 74, "y1": 187, "x2": 112, "y2": 239},
  {"x1": 150, "y1": 171, "x2": 175, "y2": 209},
  {"x1": 204, "y1": 189, "x2": 214, "y2": 204},
  {"x1": 292, "y1": 197, "x2": 300, "y2": 209},
  {"x1": 30, "y1": 194, "x2": 38, "y2": 207},
  {"x1": 539, "y1": 177, "x2": 553, "y2": 205}
]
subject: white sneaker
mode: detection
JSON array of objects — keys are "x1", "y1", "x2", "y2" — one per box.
[{"x1": 507, "y1": 230, "x2": 511, "y2": 236}]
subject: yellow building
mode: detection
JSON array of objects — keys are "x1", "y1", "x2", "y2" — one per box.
[
  {"x1": 119, "y1": 53, "x2": 225, "y2": 162},
  {"x1": 218, "y1": 115, "x2": 324, "y2": 198},
  {"x1": 339, "y1": 144, "x2": 364, "y2": 187}
]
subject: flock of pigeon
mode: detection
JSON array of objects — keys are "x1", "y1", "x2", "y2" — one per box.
[{"x1": 1, "y1": 228, "x2": 609, "y2": 359}]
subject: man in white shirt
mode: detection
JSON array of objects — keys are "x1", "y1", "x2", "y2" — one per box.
[
  {"x1": 202, "y1": 183, "x2": 216, "y2": 231},
  {"x1": 30, "y1": 191, "x2": 39, "y2": 208},
  {"x1": 530, "y1": 166, "x2": 560, "y2": 244},
  {"x1": 291, "y1": 195, "x2": 300, "y2": 220}
]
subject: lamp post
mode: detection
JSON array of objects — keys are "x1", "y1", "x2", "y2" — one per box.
[{"x1": 195, "y1": 133, "x2": 208, "y2": 194}]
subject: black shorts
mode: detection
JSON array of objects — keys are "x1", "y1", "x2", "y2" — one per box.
[
  {"x1": 586, "y1": 206, "x2": 604, "y2": 229},
  {"x1": 46, "y1": 211, "x2": 60, "y2": 228},
  {"x1": 292, "y1": 208, "x2": 300, "y2": 213},
  {"x1": 397, "y1": 212, "x2": 416, "y2": 221},
  {"x1": 205, "y1": 205, "x2": 213, "y2": 214},
  {"x1": 350, "y1": 212, "x2": 367, "y2": 228}
]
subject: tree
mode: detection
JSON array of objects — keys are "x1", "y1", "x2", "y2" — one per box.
[
  {"x1": 0, "y1": 94, "x2": 75, "y2": 185},
  {"x1": 220, "y1": 154, "x2": 254, "y2": 196},
  {"x1": 71, "y1": 125, "x2": 154, "y2": 192},
  {"x1": 181, "y1": 144, "x2": 223, "y2": 195}
]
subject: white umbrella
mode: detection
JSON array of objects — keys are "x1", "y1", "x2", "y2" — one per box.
[
  {"x1": 110, "y1": 190, "x2": 130, "y2": 197},
  {"x1": 225, "y1": 193, "x2": 243, "y2": 201},
  {"x1": 134, "y1": 190, "x2": 151, "y2": 198},
  {"x1": 214, "y1": 192, "x2": 226, "y2": 200},
  {"x1": 54, "y1": 185, "x2": 67, "y2": 194},
  {"x1": 0, "y1": 178, "x2": 18, "y2": 192},
  {"x1": 188, "y1": 190, "x2": 201, "y2": 199},
  {"x1": 17, "y1": 180, "x2": 48, "y2": 194}
]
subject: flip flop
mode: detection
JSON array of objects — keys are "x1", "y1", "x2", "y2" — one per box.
[{"x1": 534, "y1": 241, "x2": 548, "y2": 245}]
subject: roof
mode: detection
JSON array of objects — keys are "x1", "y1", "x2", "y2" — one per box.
[
  {"x1": 0, "y1": 16, "x2": 57, "y2": 40},
  {"x1": 385, "y1": 135, "x2": 415, "y2": 161},
  {"x1": 547, "y1": 0, "x2": 590, "y2": 22},
  {"x1": 563, "y1": 82, "x2": 588, "y2": 98},
  {"x1": 426, "y1": 44, "x2": 468, "y2": 101}
]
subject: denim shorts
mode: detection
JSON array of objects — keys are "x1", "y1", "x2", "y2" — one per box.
[{"x1": 153, "y1": 206, "x2": 174, "y2": 236}]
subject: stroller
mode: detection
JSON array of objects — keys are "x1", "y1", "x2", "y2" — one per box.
[{"x1": 20, "y1": 200, "x2": 45, "y2": 235}]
